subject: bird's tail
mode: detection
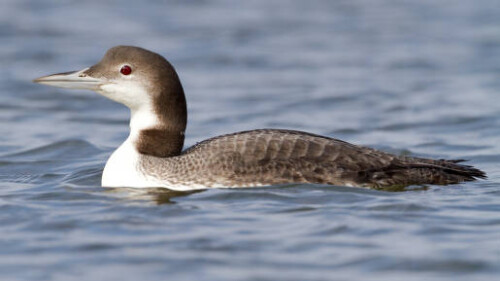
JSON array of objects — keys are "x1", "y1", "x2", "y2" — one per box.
[
  {"x1": 366, "y1": 157, "x2": 486, "y2": 188},
  {"x1": 407, "y1": 158, "x2": 486, "y2": 183}
]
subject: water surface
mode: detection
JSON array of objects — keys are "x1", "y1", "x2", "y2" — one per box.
[{"x1": 1, "y1": 0, "x2": 499, "y2": 280}]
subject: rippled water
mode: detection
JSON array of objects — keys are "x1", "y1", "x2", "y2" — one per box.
[{"x1": 1, "y1": 0, "x2": 500, "y2": 280}]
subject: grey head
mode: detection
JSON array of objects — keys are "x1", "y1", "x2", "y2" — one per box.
[{"x1": 34, "y1": 46, "x2": 187, "y2": 157}]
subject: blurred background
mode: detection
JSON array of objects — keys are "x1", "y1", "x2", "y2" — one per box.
[{"x1": 1, "y1": 0, "x2": 499, "y2": 280}]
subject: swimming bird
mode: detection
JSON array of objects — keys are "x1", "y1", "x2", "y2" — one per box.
[{"x1": 33, "y1": 46, "x2": 486, "y2": 190}]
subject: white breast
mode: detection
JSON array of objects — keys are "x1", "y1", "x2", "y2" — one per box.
[
  {"x1": 101, "y1": 137, "x2": 159, "y2": 188},
  {"x1": 101, "y1": 137, "x2": 213, "y2": 190}
]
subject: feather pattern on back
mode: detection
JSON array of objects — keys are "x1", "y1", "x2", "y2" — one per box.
[{"x1": 138, "y1": 129, "x2": 486, "y2": 189}]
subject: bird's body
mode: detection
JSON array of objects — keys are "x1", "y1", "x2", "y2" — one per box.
[
  {"x1": 34, "y1": 46, "x2": 486, "y2": 190},
  {"x1": 102, "y1": 129, "x2": 484, "y2": 190}
]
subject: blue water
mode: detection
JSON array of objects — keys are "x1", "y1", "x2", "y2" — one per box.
[{"x1": 1, "y1": 0, "x2": 499, "y2": 280}]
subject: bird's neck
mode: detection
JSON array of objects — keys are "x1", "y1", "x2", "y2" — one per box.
[{"x1": 129, "y1": 100, "x2": 186, "y2": 158}]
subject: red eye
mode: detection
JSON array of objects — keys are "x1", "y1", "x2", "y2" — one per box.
[{"x1": 120, "y1": 65, "x2": 132, "y2": 75}]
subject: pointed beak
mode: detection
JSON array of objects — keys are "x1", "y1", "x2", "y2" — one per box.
[{"x1": 33, "y1": 68, "x2": 102, "y2": 91}]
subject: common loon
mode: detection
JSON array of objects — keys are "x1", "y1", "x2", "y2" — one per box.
[{"x1": 33, "y1": 46, "x2": 486, "y2": 190}]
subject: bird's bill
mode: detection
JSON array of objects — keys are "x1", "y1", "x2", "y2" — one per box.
[{"x1": 33, "y1": 68, "x2": 102, "y2": 90}]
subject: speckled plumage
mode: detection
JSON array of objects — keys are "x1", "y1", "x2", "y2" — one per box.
[{"x1": 138, "y1": 129, "x2": 485, "y2": 189}]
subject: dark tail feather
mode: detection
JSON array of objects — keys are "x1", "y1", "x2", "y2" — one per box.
[
  {"x1": 447, "y1": 159, "x2": 466, "y2": 163},
  {"x1": 356, "y1": 157, "x2": 485, "y2": 188},
  {"x1": 403, "y1": 158, "x2": 487, "y2": 184}
]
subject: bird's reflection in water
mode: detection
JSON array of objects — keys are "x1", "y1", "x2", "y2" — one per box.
[
  {"x1": 104, "y1": 183, "x2": 430, "y2": 205},
  {"x1": 104, "y1": 187, "x2": 203, "y2": 204},
  {"x1": 375, "y1": 184, "x2": 430, "y2": 192},
  {"x1": 152, "y1": 189, "x2": 203, "y2": 204}
]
